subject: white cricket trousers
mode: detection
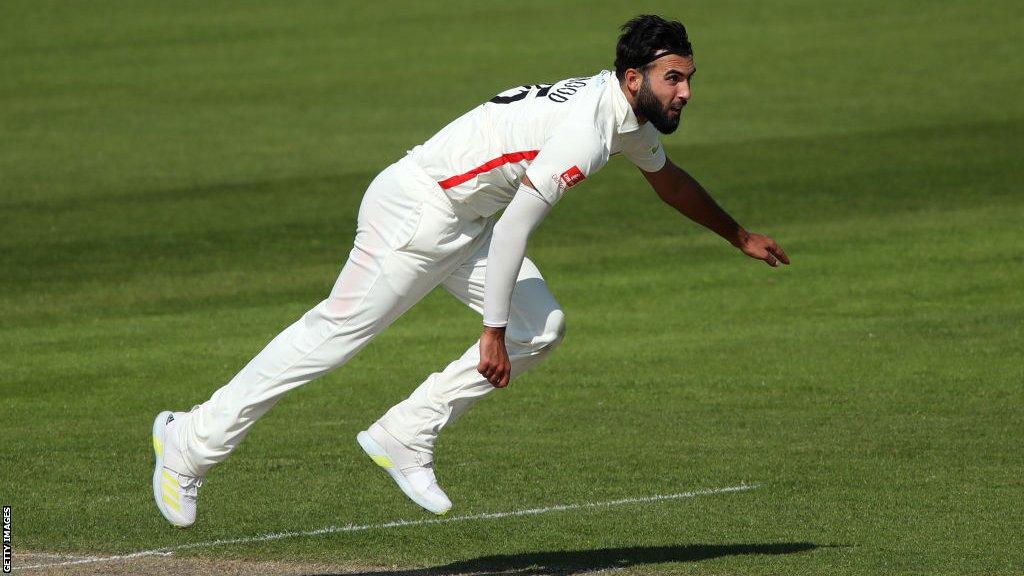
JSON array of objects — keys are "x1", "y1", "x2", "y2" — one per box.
[{"x1": 177, "y1": 157, "x2": 566, "y2": 476}]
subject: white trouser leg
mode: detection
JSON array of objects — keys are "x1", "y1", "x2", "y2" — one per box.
[
  {"x1": 178, "y1": 161, "x2": 486, "y2": 475},
  {"x1": 376, "y1": 243, "x2": 566, "y2": 454}
]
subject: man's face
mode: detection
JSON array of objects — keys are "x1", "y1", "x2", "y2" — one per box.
[{"x1": 632, "y1": 54, "x2": 695, "y2": 134}]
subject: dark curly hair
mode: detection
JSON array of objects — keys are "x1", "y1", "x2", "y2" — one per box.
[{"x1": 614, "y1": 15, "x2": 692, "y2": 81}]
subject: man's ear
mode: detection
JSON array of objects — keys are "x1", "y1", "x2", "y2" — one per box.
[{"x1": 624, "y1": 68, "x2": 643, "y2": 94}]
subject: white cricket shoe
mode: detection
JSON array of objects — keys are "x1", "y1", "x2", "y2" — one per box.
[
  {"x1": 357, "y1": 423, "x2": 452, "y2": 515},
  {"x1": 151, "y1": 411, "x2": 203, "y2": 528}
]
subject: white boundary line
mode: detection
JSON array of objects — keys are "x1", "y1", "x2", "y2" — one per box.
[{"x1": 15, "y1": 483, "x2": 760, "y2": 571}]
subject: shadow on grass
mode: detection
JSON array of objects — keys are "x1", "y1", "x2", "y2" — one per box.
[{"x1": 309, "y1": 542, "x2": 818, "y2": 576}]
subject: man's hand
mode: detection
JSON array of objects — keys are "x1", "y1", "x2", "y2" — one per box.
[
  {"x1": 735, "y1": 231, "x2": 790, "y2": 267},
  {"x1": 478, "y1": 326, "x2": 511, "y2": 388}
]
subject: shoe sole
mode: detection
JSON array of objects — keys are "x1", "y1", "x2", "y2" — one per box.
[
  {"x1": 356, "y1": 431, "x2": 450, "y2": 515},
  {"x1": 152, "y1": 411, "x2": 190, "y2": 528}
]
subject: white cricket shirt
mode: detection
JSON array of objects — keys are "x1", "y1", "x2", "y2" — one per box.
[{"x1": 407, "y1": 70, "x2": 667, "y2": 217}]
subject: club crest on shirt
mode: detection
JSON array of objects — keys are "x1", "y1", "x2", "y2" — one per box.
[{"x1": 558, "y1": 166, "x2": 586, "y2": 192}]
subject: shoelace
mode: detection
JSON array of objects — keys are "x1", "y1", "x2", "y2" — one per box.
[
  {"x1": 169, "y1": 470, "x2": 204, "y2": 494},
  {"x1": 400, "y1": 460, "x2": 434, "y2": 474}
]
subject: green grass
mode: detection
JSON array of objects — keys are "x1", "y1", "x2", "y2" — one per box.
[{"x1": 2, "y1": 1, "x2": 1022, "y2": 574}]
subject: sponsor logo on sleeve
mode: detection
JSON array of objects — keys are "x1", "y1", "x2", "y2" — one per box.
[{"x1": 558, "y1": 166, "x2": 586, "y2": 192}]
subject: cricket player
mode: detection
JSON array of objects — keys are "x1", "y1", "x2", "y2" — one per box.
[{"x1": 151, "y1": 14, "x2": 789, "y2": 527}]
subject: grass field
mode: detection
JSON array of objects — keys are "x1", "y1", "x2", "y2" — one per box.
[{"x1": 2, "y1": 1, "x2": 1022, "y2": 574}]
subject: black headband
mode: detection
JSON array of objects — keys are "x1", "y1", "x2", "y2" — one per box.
[{"x1": 640, "y1": 48, "x2": 689, "y2": 67}]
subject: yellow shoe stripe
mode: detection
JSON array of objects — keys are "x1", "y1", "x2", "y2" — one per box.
[
  {"x1": 370, "y1": 455, "x2": 393, "y2": 468},
  {"x1": 162, "y1": 470, "x2": 177, "y2": 484},
  {"x1": 153, "y1": 435, "x2": 163, "y2": 456},
  {"x1": 162, "y1": 482, "x2": 180, "y2": 501},
  {"x1": 162, "y1": 493, "x2": 182, "y2": 511}
]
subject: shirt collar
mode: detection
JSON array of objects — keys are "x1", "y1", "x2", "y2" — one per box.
[{"x1": 610, "y1": 74, "x2": 640, "y2": 134}]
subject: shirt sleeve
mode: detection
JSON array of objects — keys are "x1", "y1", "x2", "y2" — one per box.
[
  {"x1": 621, "y1": 124, "x2": 667, "y2": 173},
  {"x1": 482, "y1": 185, "x2": 554, "y2": 327},
  {"x1": 524, "y1": 119, "x2": 609, "y2": 205}
]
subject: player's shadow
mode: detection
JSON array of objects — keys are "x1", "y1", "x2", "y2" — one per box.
[{"x1": 310, "y1": 542, "x2": 819, "y2": 576}]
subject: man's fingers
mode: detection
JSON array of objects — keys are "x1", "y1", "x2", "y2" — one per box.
[
  {"x1": 769, "y1": 244, "x2": 790, "y2": 265},
  {"x1": 478, "y1": 342, "x2": 510, "y2": 386},
  {"x1": 494, "y1": 366, "x2": 511, "y2": 388},
  {"x1": 743, "y1": 234, "x2": 790, "y2": 267},
  {"x1": 481, "y1": 362, "x2": 510, "y2": 387},
  {"x1": 478, "y1": 362, "x2": 493, "y2": 379},
  {"x1": 478, "y1": 362, "x2": 500, "y2": 386},
  {"x1": 480, "y1": 362, "x2": 512, "y2": 386}
]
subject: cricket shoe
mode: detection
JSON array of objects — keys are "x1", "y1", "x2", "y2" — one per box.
[
  {"x1": 151, "y1": 410, "x2": 203, "y2": 528},
  {"x1": 357, "y1": 423, "x2": 452, "y2": 515}
]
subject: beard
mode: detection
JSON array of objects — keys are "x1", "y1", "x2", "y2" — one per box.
[{"x1": 636, "y1": 75, "x2": 681, "y2": 134}]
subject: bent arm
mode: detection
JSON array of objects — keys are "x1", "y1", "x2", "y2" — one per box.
[
  {"x1": 482, "y1": 179, "x2": 553, "y2": 327},
  {"x1": 476, "y1": 180, "x2": 552, "y2": 388}
]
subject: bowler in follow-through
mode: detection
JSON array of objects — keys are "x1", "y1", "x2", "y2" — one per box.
[{"x1": 151, "y1": 14, "x2": 789, "y2": 527}]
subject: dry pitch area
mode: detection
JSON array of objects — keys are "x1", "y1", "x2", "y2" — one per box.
[
  {"x1": 16, "y1": 541, "x2": 821, "y2": 576},
  {"x1": 15, "y1": 552, "x2": 381, "y2": 576}
]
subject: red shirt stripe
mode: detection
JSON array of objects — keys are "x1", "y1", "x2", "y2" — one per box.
[{"x1": 437, "y1": 150, "x2": 540, "y2": 190}]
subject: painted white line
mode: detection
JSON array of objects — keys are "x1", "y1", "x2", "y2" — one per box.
[{"x1": 14, "y1": 483, "x2": 760, "y2": 571}]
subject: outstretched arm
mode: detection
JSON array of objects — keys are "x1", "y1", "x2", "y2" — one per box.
[{"x1": 641, "y1": 157, "x2": 790, "y2": 267}]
